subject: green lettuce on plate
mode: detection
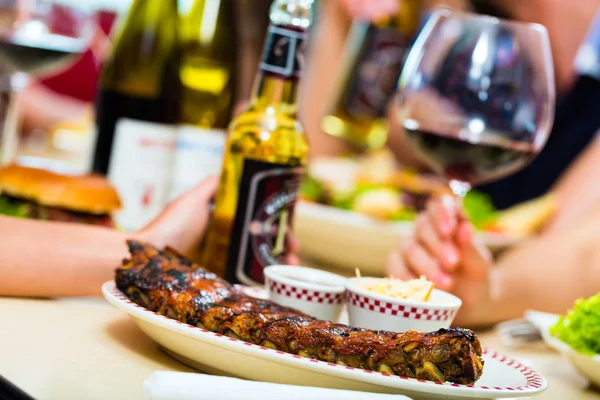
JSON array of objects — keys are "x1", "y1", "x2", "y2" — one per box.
[
  {"x1": 0, "y1": 195, "x2": 30, "y2": 219},
  {"x1": 389, "y1": 208, "x2": 418, "y2": 222},
  {"x1": 463, "y1": 190, "x2": 498, "y2": 230},
  {"x1": 299, "y1": 170, "x2": 500, "y2": 228},
  {"x1": 298, "y1": 175, "x2": 325, "y2": 203},
  {"x1": 550, "y1": 293, "x2": 600, "y2": 356}
]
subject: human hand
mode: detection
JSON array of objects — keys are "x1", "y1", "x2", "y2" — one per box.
[
  {"x1": 386, "y1": 194, "x2": 493, "y2": 306},
  {"x1": 341, "y1": 0, "x2": 399, "y2": 21},
  {"x1": 138, "y1": 176, "x2": 301, "y2": 266},
  {"x1": 138, "y1": 176, "x2": 219, "y2": 262}
]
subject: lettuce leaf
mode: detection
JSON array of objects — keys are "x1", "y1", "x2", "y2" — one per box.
[
  {"x1": 463, "y1": 190, "x2": 497, "y2": 230},
  {"x1": 550, "y1": 293, "x2": 600, "y2": 356},
  {"x1": 331, "y1": 193, "x2": 354, "y2": 210},
  {"x1": 298, "y1": 175, "x2": 325, "y2": 202},
  {"x1": 0, "y1": 195, "x2": 30, "y2": 218},
  {"x1": 389, "y1": 208, "x2": 418, "y2": 222}
]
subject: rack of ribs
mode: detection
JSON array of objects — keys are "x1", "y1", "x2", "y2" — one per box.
[{"x1": 115, "y1": 240, "x2": 484, "y2": 384}]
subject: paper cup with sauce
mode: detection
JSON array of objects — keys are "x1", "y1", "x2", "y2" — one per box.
[
  {"x1": 344, "y1": 277, "x2": 462, "y2": 332},
  {"x1": 264, "y1": 265, "x2": 346, "y2": 322}
]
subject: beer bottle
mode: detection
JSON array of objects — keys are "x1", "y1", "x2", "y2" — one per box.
[
  {"x1": 199, "y1": 0, "x2": 313, "y2": 285},
  {"x1": 321, "y1": 0, "x2": 423, "y2": 151}
]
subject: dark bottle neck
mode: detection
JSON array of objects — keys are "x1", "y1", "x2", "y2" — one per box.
[{"x1": 249, "y1": 24, "x2": 307, "y2": 113}]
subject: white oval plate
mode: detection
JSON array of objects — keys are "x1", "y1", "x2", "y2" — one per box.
[
  {"x1": 103, "y1": 281, "x2": 547, "y2": 400},
  {"x1": 293, "y1": 201, "x2": 522, "y2": 276},
  {"x1": 525, "y1": 310, "x2": 600, "y2": 388}
]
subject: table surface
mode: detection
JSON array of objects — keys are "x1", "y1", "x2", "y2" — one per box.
[{"x1": 1, "y1": 295, "x2": 599, "y2": 400}]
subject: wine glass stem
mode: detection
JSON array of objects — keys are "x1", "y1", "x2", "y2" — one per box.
[
  {"x1": 0, "y1": 72, "x2": 28, "y2": 166},
  {"x1": 449, "y1": 179, "x2": 471, "y2": 200}
]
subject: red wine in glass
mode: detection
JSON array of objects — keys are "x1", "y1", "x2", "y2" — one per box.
[
  {"x1": 404, "y1": 123, "x2": 536, "y2": 189},
  {"x1": 0, "y1": 34, "x2": 85, "y2": 75},
  {"x1": 395, "y1": 9, "x2": 555, "y2": 198}
]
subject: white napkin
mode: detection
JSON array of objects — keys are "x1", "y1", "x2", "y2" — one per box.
[{"x1": 143, "y1": 371, "x2": 413, "y2": 400}]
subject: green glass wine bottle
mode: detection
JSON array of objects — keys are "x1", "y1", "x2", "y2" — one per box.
[
  {"x1": 168, "y1": 0, "x2": 237, "y2": 201},
  {"x1": 91, "y1": 0, "x2": 181, "y2": 232}
]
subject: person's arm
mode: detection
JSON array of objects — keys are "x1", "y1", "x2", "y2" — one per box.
[
  {"x1": 233, "y1": 0, "x2": 271, "y2": 114},
  {"x1": 544, "y1": 136, "x2": 600, "y2": 232},
  {"x1": 19, "y1": 82, "x2": 89, "y2": 135},
  {"x1": 0, "y1": 177, "x2": 218, "y2": 298},
  {"x1": 387, "y1": 193, "x2": 600, "y2": 328},
  {"x1": 455, "y1": 207, "x2": 600, "y2": 327},
  {"x1": 0, "y1": 218, "x2": 132, "y2": 297},
  {"x1": 298, "y1": 0, "x2": 355, "y2": 158}
]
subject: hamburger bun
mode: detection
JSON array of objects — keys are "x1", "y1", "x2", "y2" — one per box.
[{"x1": 0, "y1": 164, "x2": 121, "y2": 215}]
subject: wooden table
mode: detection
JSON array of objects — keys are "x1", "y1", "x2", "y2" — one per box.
[{"x1": 0, "y1": 296, "x2": 599, "y2": 400}]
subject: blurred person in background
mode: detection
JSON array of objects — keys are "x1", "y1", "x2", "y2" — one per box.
[
  {"x1": 10, "y1": 5, "x2": 118, "y2": 170},
  {"x1": 301, "y1": 0, "x2": 600, "y2": 213},
  {"x1": 299, "y1": 0, "x2": 471, "y2": 168},
  {"x1": 303, "y1": 0, "x2": 600, "y2": 327},
  {"x1": 19, "y1": 8, "x2": 116, "y2": 136},
  {"x1": 390, "y1": 0, "x2": 600, "y2": 327},
  {"x1": 17, "y1": 1, "x2": 273, "y2": 161},
  {"x1": 233, "y1": 0, "x2": 271, "y2": 114}
]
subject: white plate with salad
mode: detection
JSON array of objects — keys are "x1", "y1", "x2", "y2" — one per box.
[
  {"x1": 525, "y1": 293, "x2": 600, "y2": 389},
  {"x1": 293, "y1": 151, "x2": 556, "y2": 276}
]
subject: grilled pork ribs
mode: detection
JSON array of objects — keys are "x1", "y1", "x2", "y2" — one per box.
[{"x1": 115, "y1": 240, "x2": 484, "y2": 384}]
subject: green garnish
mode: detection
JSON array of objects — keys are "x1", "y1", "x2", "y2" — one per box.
[
  {"x1": 333, "y1": 183, "x2": 397, "y2": 211},
  {"x1": 299, "y1": 170, "x2": 500, "y2": 231},
  {"x1": 389, "y1": 208, "x2": 418, "y2": 221},
  {"x1": 331, "y1": 194, "x2": 354, "y2": 210},
  {"x1": 463, "y1": 190, "x2": 498, "y2": 230},
  {"x1": 298, "y1": 175, "x2": 325, "y2": 202},
  {"x1": 353, "y1": 182, "x2": 394, "y2": 195},
  {"x1": 0, "y1": 195, "x2": 30, "y2": 218},
  {"x1": 550, "y1": 293, "x2": 600, "y2": 356}
]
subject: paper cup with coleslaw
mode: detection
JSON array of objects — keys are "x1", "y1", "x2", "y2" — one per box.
[{"x1": 344, "y1": 274, "x2": 462, "y2": 332}]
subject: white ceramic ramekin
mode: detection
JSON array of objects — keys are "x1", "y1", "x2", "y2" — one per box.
[
  {"x1": 263, "y1": 265, "x2": 346, "y2": 322},
  {"x1": 345, "y1": 277, "x2": 462, "y2": 333}
]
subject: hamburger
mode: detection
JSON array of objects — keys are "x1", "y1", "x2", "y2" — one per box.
[{"x1": 0, "y1": 164, "x2": 121, "y2": 228}]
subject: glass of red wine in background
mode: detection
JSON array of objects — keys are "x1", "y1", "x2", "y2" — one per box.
[
  {"x1": 395, "y1": 8, "x2": 555, "y2": 198},
  {"x1": 0, "y1": 0, "x2": 93, "y2": 165}
]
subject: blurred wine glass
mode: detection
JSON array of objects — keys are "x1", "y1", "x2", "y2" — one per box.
[
  {"x1": 395, "y1": 8, "x2": 555, "y2": 198},
  {"x1": 0, "y1": 0, "x2": 93, "y2": 166}
]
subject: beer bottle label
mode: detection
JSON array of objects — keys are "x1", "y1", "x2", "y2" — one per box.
[
  {"x1": 260, "y1": 24, "x2": 307, "y2": 80},
  {"x1": 225, "y1": 159, "x2": 304, "y2": 286},
  {"x1": 344, "y1": 24, "x2": 411, "y2": 118}
]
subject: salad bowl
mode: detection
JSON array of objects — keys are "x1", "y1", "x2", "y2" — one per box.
[
  {"x1": 294, "y1": 201, "x2": 520, "y2": 276},
  {"x1": 294, "y1": 153, "x2": 556, "y2": 276},
  {"x1": 525, "y1": 295, "x2": 600, "y2": 389}
]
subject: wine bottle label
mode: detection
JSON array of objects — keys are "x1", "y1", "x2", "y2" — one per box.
[
  {"x1": 167, "y1": 125, "x2": 226, "y2": 202},
  {"x1": 259, "y1": 24, "x2": 307, "y2": 80},
  {"x1": 107, "y1": 118, "x2": 176, "y2": 232},
  {"x1": 344, "y1": 24, "x2": 411, "y2": 118},
  {"x1": 226, "y1": 159, "x2": 304, "y2": 286}
]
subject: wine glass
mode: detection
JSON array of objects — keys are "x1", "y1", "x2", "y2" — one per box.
[
  {"x1": 0, "y1": 0, "x2": 94, "y2": 166},
  {"x1": 395, "y1": 8, "x2": 555, "y2": 199}
]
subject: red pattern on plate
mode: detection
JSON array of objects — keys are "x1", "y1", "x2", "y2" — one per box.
[
  {"x1": 108, "y1": 284, "x2": 545, "y2": 393},
  {"x1": 346, "y1": 291, "x2": 457, "y2": 321},
  {"x1": 267, "y1": 280, "x2": 344, "y2": 304}
]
